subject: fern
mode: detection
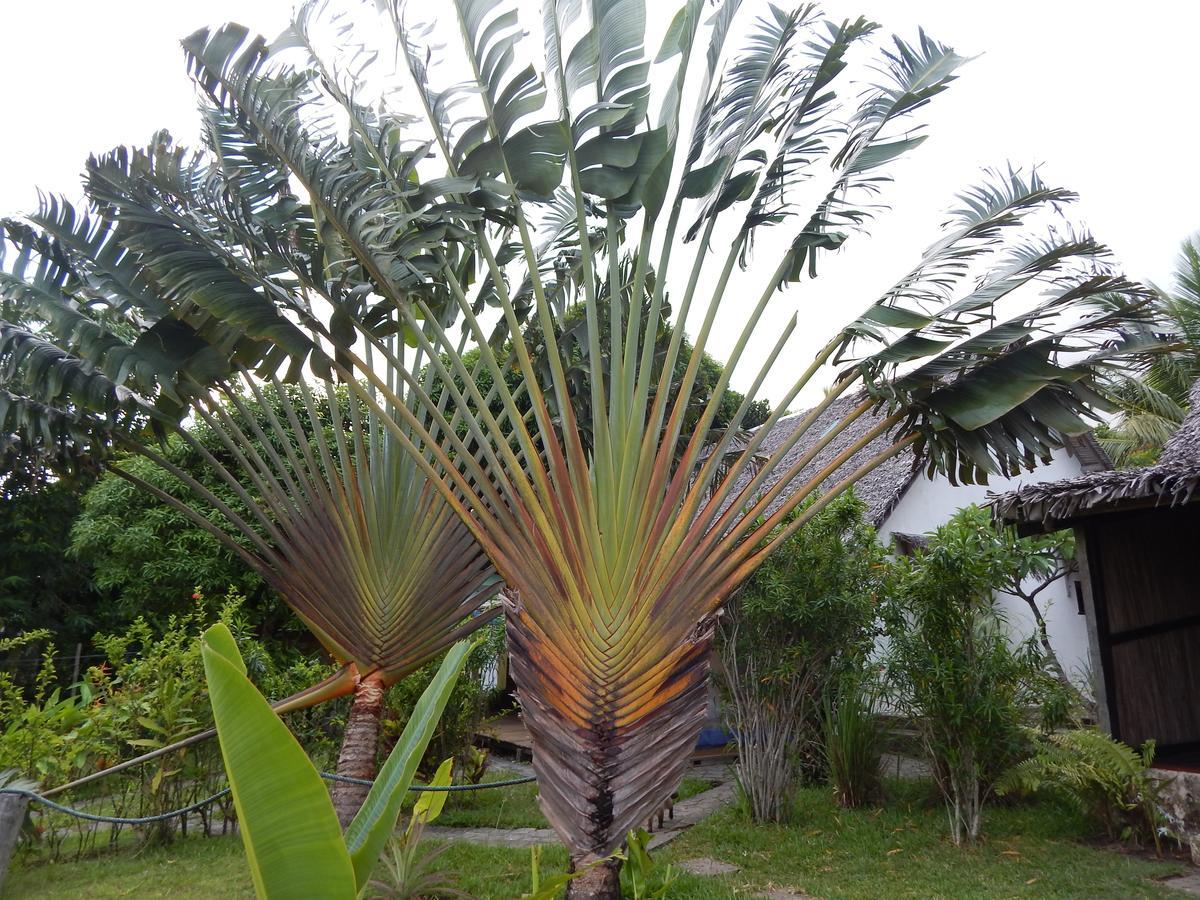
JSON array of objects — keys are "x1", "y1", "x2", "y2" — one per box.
[{"x1": 997, "y1": 728, "x2": 1173, "y2": 853}]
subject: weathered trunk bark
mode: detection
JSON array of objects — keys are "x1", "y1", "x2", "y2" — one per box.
[
  {"x1": 566, "y1": 859, "x2": 621, "y2": 899},
  {"x1": 330, "y1": 670, "x2": 386, "y2": 829}
]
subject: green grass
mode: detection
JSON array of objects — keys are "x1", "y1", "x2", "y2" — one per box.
[
  {"x1": 426, "y1": 772, "x2": 715, "y2": 830},
  {"x1": 8, "y1": 779, "x2": 1187, "y2": 898},
  {"x1": 431, "y1": 769, "x2": 547, "y2": 829},
  {"x1": 8, "y1": 835, "x2": 255, "y2": 899},
  {"x1": 656, "y1": 780, "x2": 1187, "y2": 899}
]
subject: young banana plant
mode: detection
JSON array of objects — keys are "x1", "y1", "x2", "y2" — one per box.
[
  {"x1": 2, "y1": 1, "x2": 1157, "y2": 894},
  {"x1": 201, "y1": 623, "x2": 473, "y2": 898}
]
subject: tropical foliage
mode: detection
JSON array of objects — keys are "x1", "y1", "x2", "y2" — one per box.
[
  {"x1": 0, "y1": 100, "x2": 501, "y2": 824},
  {"x1": 822, "y1": 670, "x2": 885, "y2": 810},
  {"x1": 0, "y1": 482, "x2": 100, "y2": 647},
  {"x1": 996, "y1": 728, "x2": 1172, "y2": 852},
  {"x1": 882, "y1": 506, "x2": 1071, "y2": 844},
  {"x1": 0, "y1": 595, "x2": 344, "y2": 863},
  {"x1": 0, "y1": 0, "x2": 1155, "y2": 888},
  {"x1": 925, "y1": 505, "x2": 1080, "y2": 698},
  {"x1": 717, "y1": 491, "x2": 883, "y2": 822},
  {"x1": 200, "y1": 622, "x2": 473, "y2": 898},
  {"x1": 1099, "y1": 234, "x2": 1200, "y2": 466}
]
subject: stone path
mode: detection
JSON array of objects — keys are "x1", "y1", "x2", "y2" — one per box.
[
  {"x1": 1164, "y1": 872, "x2": 1200, "y2": 896},
  {"x1": 489, "y1": 758, "x2": 536, "y2": 779},
  {"x1": 647, "y1": 780, "x2": 736, "y2": 850},
  {"x1": 678, "y1": 857, "x2": 740, "y2": 875},
  {"x1": 425, "y1": 773, "x2": 736, "y2": 850},
  {"x1": 424, "y1": 822, "x2": 558, "y2": 848}
]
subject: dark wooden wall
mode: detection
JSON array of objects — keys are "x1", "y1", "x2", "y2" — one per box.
[{"x1": 1086, "y1": 502, "x2": 1200, "y2": 756}]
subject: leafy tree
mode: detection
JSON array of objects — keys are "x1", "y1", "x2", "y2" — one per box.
[
  {"x1": 0, "y1": 481, "x2": 100, "y2": 647},
  {"x1": 1099, "y1": 234, "x2": 1200, "y2": 466},
  {"x1": 0, "y1": 146, "x2": 501, "y2": 824},
  {"x1": 69, "y1": 450, "x2": 270, "y2": 633},
  {"x1": 883, "y1": 506, "x2": 1068, "y2": 845},
  {"x1": 716, "y1": 491, "x2": 884, "y2": 822},
  {"x1": 958, "y1": 506, "x2": 1081, "y2": 699}
]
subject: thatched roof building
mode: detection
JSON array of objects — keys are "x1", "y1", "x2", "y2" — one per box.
[
  {"x1": 992, "y1": 379, "x2": 1200, "y2": 529},
  {"x1": 737, "y1": 393, "x2": 1109, "y2": 529},
  {"x1": 992, "y1": 378, "x2": 1200, "y2": 777},
  {"x1": 727, "y1": 394, "x2": 918, "y2": 528},
  {"x1": 730, "y1": 392, "x2": 1113, "y2": 709}
]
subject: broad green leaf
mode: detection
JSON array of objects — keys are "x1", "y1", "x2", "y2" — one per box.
[
  {"x1": 344, "y1": 639, "x2": 474, "y2": 889},
  {"x1": 680, "y1": 157, "x2": 727, "y2": 199},
  {"x1": 411, "y1": 757, "x2": 454, "y2": 825},
  {"x1": 201, "y1": 623, "x2": 354, "y2": 900},
  {"x1": 202, "y1": 619, "x2": 246, "y2": 674}
]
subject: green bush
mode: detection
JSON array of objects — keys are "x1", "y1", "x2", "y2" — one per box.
[
  {"x1": 0, "y1": 592, "x2": 341, "y2": 862},
  {"x1": 717, "y1": 492, "x2": 885, "y2": 822},
  {"x1": 823, "y1": 671, "x2": 884, "y2": 809},
  {"x1": 382, "y1": 615, "x2": 505, "y2": 780},
  {"x1": 882, "y1": 507, "x2": 1069, "y2": 845}
]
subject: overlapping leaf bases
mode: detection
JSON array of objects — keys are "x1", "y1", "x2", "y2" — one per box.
[{"x1": 2, "y1": 0, "x2": 1156, "y2": 872}]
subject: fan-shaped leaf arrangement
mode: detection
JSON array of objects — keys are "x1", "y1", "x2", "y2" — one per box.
[{"x1": 2, "y1": 1, "x2": 1155, "y2": 890}]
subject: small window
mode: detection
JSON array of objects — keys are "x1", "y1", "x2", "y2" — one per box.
[{"x1": 1073, "y1": 580, "x2": 1085, "y2": 616}]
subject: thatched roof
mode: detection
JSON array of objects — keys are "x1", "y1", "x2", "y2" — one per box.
[
  {"x1": 992, "y1": 378, "x2": 1200, "y2": 527},
  {"x1": 728, "y1": 394, "x2": 920, "y2": 528},
  {"x1": 734, "y1": 394, "x2": 1113, "y2": 530}
]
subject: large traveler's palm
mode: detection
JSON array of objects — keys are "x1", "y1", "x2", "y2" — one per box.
[{"x1": 0, "y1": 0, "x2": 1152, "y2": 892}]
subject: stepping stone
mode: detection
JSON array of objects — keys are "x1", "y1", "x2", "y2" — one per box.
[
  {"x1": 1164, "y1": 872, "x2": 1200, "y2": 896},
  {"x1": 755, "y1": 891, "x2": 814, "y2": 899},
  {"x1": 678, "y1": 857, "x2": 740, "y2": 876}
]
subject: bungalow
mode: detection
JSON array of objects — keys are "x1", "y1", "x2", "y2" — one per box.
[
  {"x1": 741, "y1": 393, "x2": 1112, "y2": 684},
  {"x1": 991, "y1": 379, "x2": 1200, "y2": 852}
]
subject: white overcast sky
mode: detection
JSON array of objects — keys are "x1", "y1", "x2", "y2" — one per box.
[{"x1": 2, "y1": 0, "x2": 1198, "y2": 404}]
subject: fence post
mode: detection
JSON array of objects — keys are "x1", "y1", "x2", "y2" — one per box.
[{"x1": 0, "y1": 792, "x2": 29, "y2": 890}]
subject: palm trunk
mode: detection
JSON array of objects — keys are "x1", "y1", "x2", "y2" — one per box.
[
  {"x1": 331, "y1": 670, "x2": 386, "y2": 828},
  {"x1": 567, "y1": 860, "x2": 621, "y2": 899}
]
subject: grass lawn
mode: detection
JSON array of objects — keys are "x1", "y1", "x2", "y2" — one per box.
[
  {"x1": 7, "y1": 779, "x2": 1188, "y2": 898},
  {"x1": 428, "y1": 771, "x2": 715, "y2": 830}
]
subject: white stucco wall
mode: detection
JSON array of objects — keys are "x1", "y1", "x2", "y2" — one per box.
[{"x1": 876, "y1": 447, "x2": 1094, "y2": 693}]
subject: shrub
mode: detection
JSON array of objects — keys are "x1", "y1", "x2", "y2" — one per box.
[
  {"x1": 882, "y1": 507, "x2": 1068, "y2": 845},
  {"x1": 382, "y1": 615, "x2": 505, "y2": 780},
  {"x1": 717, "y1": 492, "x2": 885, "y2": 823},
  {"x1": 996, "y1": 728, "x2": 1174, "y2": 852},
  {"x1": 0, "y1": 592, "x2": 342, "y2": 861}
]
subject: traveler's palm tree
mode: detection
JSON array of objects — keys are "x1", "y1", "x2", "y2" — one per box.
[
  {"x1": 0, "y1": 146, "x2": 499, "y2": 823},
  {"x1": 1, "y1": 0, "x2": 1153, "y2": 891},
  {"x1": 1099, "y1": 235, "x2": 1200, "y2": 465}
]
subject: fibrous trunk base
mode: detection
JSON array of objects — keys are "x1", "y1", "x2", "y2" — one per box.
[
  {"x1": 330, "y1": 670, "x2": 385, "y2": 828},
  {"x1": 566, "y1": 859, "x2": 621, "y2": 899}
]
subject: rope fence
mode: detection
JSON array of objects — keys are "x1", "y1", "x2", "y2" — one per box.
[{"x1": 0, "y1": 773, "x2": 537, "y2": 827}]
